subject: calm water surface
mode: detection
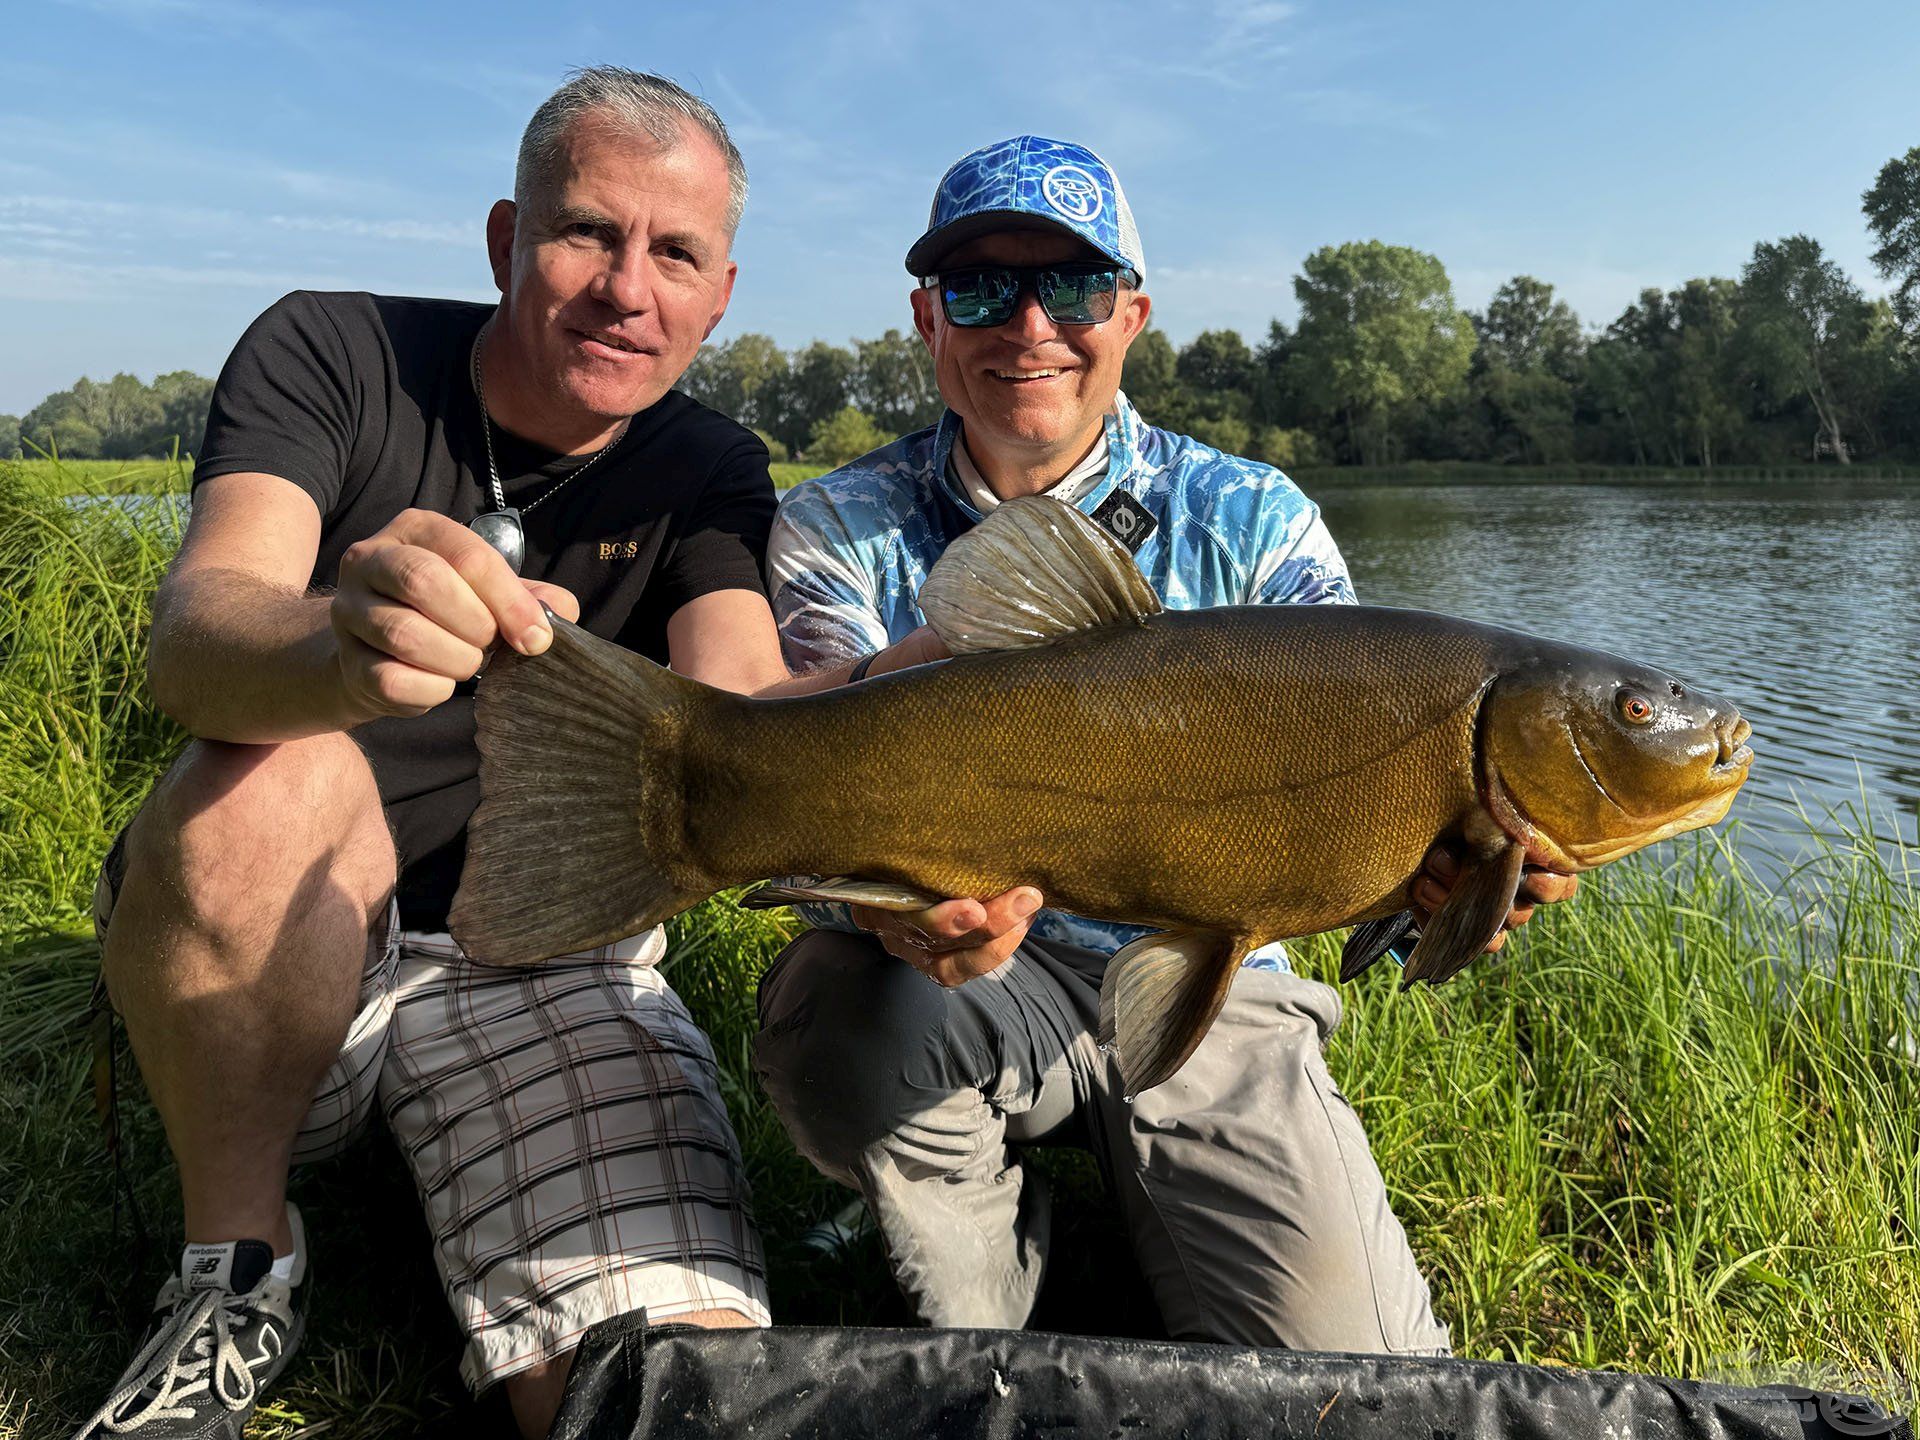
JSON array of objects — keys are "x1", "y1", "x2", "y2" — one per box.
[{"x1": 1313, "y1": 477, "x2": 1920, "y2": 871}]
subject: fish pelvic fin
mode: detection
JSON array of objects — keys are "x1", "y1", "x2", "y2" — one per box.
[
  {"x1": 450, "y1": 616, "x2": 717, "y2": 966},
  {"x1": 918, "y1": 495, "x2": 1162, "y2": 655},
  {"x1": 739, "y1": 876, "x2": 947, "y2": 912},
  {"x1": 1400, "y1": 841, "x2": 1525, "y2": 988},
  {"x1": 1340, "y1": 909, "x2": 1420, "y2": 982},
  {"x1": 1097, "y1": 928, "x2": 1244, "y2": 1097}
]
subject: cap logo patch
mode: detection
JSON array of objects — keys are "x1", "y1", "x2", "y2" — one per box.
[{"x1": 1042, "y1": 165, "x2": 1104, "y2": 223}]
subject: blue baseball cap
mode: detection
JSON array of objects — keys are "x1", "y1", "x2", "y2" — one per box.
[{"x1": 905, "y1": 135, "x2": 1146, "y2": 281}]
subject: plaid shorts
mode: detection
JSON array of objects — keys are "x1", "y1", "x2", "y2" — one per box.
[{"x1": 94, "y1": 835, "x2": 771, "y2": 1391}]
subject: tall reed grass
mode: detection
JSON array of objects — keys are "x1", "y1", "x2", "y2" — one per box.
[{"x1": 0, "y1": 458, "x2": 1912, "y2": 1435}]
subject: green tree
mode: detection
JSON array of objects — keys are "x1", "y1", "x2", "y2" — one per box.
[
  {"x1": 1187, "y1": 414, "x2": 1251, "y2": 457},
  {"x1": 1120, "y1": 325, "x2": 1180, "y2": 410},
  {"x1": 1467, "y1": 277, "x2": 1586, "y2": 464},
  {"x1": 763, "y1": 341, "x2": 856, "y2": 455},
  {"x1": 679, "y1": 333, "x2": 787, "y2": 433},
  {"x1": 98, "y1": 372, "x2": 165, "y2": 458},
  {"x1": 1248, "y1": 425, "x2": 1325, "y2": 469},
  {"x1": 150, "y1": 370, "x2": 213, "y2": 456},
  {"x1": 1479, "y1": 276, "x2": 1584, "y2": 380},
  {"x1": 851, "y1": 329, "x2": 941, "y2": 434},
  {"x1": 0, "y1": 415, "x2": 19, "y2": 459},
  {"x1": 1864, "y1": 146, "x2": 1920, "y2": 327},
  {"x1": 1739, "y1": 235, "x2": 1872, "y2": 464},
  {"x1": 1175, "y1": 329, "x2": 1256, "y2": 398},
  {"x1": 1666, "y1": 279, "x2": 1742, "y2": 469},
  {"x1": 50, "y1": 414, "x2": 105, "y2": 458},
  {"x1": 806, "y1": 406, "x2": 890, "y2": 468},
  {"x1": 1286, "y1": 241, "x2": 1476, "y2": 464}
]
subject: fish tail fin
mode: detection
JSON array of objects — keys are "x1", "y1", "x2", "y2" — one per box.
[{"x1": 450, "y1": 616, "x2": 718, "y2": 965}]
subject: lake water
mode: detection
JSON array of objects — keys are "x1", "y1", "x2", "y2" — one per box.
[{"x1": 1311, "y1": 476, "x2": 1920, "y2": 874}]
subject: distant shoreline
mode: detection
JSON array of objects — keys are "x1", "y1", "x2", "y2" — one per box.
[{"x1": 10, "y1": 455, "x2": 1917, "y2": 500}]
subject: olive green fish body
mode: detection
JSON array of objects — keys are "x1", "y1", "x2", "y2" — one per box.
[
  {"x1": 452, "y1": 496, "x2": 1752, "y2": 1094},
  {"x1": 694, "y1": 607, "x2": 1497, "y2": 943}
]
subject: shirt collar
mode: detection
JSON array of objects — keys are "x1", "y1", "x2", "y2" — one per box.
[{"x1": 932, "y1": 390, "x2": 1147, "y2": 523}]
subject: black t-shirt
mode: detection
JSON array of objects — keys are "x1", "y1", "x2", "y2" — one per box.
[{"x1": 194, "y1": 290, "x2": 775, "y2": 931}]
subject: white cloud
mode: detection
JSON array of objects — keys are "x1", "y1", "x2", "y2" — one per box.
[{"x1": 0, "y1": 253, "x2": 348, "y2": 303}]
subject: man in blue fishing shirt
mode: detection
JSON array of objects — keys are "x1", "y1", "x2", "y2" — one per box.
[{"x1": 755, "y1": 136, "x2": 1576, "y2": 1350}]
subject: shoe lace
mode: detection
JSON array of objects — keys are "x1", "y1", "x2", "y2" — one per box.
[{"x1": 76, "y1": 1282, "x2": 283, "y2": 1436}]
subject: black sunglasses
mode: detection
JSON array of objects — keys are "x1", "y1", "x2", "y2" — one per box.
[{"x1": 924, "y1": 262, "x2": 1139, "y2": 329}]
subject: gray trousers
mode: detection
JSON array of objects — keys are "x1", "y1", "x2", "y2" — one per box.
[{"x1": 754, "y1": 929, "x2": 1451, "y2": 1353}]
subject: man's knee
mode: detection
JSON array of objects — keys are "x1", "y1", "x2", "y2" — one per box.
[
  {"x1": 754, "y1": 928, "x2": 960, "y2": 1175},
  {"x1": 104, "y1": 734, "x2": 394, "y2": 980}
]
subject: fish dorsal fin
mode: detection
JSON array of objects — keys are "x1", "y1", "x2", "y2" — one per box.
[{"x1": 918, "y1": 494, "x2": 1162, "y2": 655}]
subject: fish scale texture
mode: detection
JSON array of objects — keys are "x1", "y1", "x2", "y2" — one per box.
[{"x1": 711, "y1": 607, "x2": 1500, "y2": 944}]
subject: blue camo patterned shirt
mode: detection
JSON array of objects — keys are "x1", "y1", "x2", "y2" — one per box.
[{"x1": 766, "y1": 392, "x2": 1356, "y2": 970}]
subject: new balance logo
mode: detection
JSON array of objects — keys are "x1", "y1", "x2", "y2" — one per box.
[{"x1": 190, "y1": 1257, "x2": 220, "y2": 1277}]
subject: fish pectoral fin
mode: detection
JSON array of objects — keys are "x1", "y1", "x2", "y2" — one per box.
[
  {"x1": 917, "y1": 495, "x2": 1162, "y2": 655},
  {"x1": 738, "y1": 876, "x2": 948, "y2": 912},
  {"x1": 1097, "y1": 928, "x2": 1245, "y2": 1098},
  {"x1": 1340, "y1": 910, "x2": 1420, "y2": 982},
  {"x1": 1400, "y1": 842, "x2": 1526, "y2": 988}
]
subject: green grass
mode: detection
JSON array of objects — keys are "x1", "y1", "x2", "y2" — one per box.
[
  {"x1": 769, "y1": 460, "x2": 823, "y2": 491},
  {"x1": 1, "y1": 457, "x2": 1914, "y2": 1435},
  {"x1": 6, "y1": 458, "x2": 191, "y2": 499}
]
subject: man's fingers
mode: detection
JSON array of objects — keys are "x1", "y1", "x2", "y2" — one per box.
[
  {"x1": 443, "y1": 536, "x2": 551, "y2": 655},
  {"x1": 343, "y1": 539, "x2": 498, "y2": 651},
  {"x1": 851, "y1": 887, "x2": 1044, "y2": 985},
  {"x1": 380, "y1": 510, "x2": 551, "y2": 655},
  {"x1": 1520, "y1": 870, "x2": 1578, "y2": 905},
  {"x1": 336, "y1": 599, "x2": 487, "y2": 681},
  {"x1": 524, "y1": 580, "x2": 581, "y2": 625},
  {"x1": 889, "y1": 888, "x2": 1041, "y2": 952},
  {"x1": 335, "y1": 633, "x2": 456, "y2": 716}
]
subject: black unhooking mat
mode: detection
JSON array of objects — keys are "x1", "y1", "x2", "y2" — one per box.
[{"x1": 549, "y1": 1311, "x2": 1911, "y2": 1440}]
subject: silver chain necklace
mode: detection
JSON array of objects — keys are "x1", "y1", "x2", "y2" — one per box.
[{"x1": 467, "y1": 321, "x2": 626, "y2": 574}]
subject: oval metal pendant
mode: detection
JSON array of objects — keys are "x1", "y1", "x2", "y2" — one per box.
[{"x1": 469, "y1": 507, "x2": 525, "y2": 575}]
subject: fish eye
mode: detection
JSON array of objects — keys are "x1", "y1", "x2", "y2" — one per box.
[{"x1": 1617, "y1": 691, "x2": 1655, "y2": 725}]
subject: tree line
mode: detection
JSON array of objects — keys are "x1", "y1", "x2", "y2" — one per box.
[{"x1": 10, "y1": 146, "x2": 1919, "y2": 472}]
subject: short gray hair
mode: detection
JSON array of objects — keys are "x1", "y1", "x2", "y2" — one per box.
[{"x1": 515, "y1": 67, "x2": 748, "y2": 236}]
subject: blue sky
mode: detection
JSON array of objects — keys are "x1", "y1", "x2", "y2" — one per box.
[{"x1": 3, "y1": 0, "x2": 1915, "y2": 415}]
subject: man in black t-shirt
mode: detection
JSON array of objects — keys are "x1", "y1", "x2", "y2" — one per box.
[{"x1": 79, "y1": 68, "x2": 930, "y2": 1440}]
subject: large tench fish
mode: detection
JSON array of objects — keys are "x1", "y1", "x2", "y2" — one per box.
[{"x1": 451, "y1": 496, "x2": 1753, "y2": 1095}]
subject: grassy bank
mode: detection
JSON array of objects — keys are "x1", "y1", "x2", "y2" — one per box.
[
  {"x1": 26, "y1": 456, "x2": 1917, "y2": 504},
  {"x1": 5, "y1": 458, "x2": 830, "y2": 500},
  {"x1": 1, "y1": 460, "x2": 1914, "y2": 1435}
]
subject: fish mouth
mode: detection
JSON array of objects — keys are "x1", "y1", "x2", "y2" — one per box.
[{"x1": 1712, "y1": 713, "x2": 1754, "y2": 777}]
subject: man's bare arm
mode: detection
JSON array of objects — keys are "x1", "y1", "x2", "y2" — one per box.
[
  {"x1": 150, "y1": 473, "x2": 576, "y2": 743},
  {"x1": 665, "y1": 590, "x2": 947, "y2": 698}
]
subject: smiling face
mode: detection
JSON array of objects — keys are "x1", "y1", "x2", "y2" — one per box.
[
  {"x1": 910, "y1": 228, "x2": 1151, "y2": 493},
  {"x1": 485, "y1": 112, "x2": 737, "y2": 449}
]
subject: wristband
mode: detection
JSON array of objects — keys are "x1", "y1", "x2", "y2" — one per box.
[{"x1": 847, "y1": 652, "x2": 878, "y2": 685}]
